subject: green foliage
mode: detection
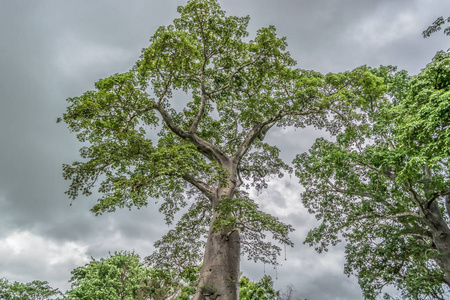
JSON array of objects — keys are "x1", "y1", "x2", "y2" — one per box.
[
  {"x1": 67, "y1": 251, "x2": 198, "y2": 300},
  {"x1": 65, "y1": 250, "x2": 285, "y2": 300},
  {"x1": 67, "y1": 251, "x2": 150, "y2": 299},
  {"x1": 423, "y1": 15, "x2": 450, "y2": 38},
  {"x1": 395, "y1": 50, "x2": 450, "y2": 169},
  {"x1": 59, "y1": 1, "x2": 386, "y2": 296},
  {"x1": 239, "y1": 275, "x2": 279, "y2": 300},
  {"x1": 57, "y1": 0, "x2": 304, "y2": 265},
  {"x1": 0, "y1": 278, "x2": 63, "y2": 300},
  {"x1": 294, "y1": 51, "x2": 450, "y2": 299}
]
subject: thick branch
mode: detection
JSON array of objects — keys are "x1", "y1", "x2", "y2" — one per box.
[
  {"x1": 446, "y1": 196, "x2": 450, "y2": 219},
  {"x1": 233, "y1": 108, "x2": 320, "y2": 163},
  {"x1": 426, "y1": 188, "x2": 450, "y2": 209},
  {"x1": 192, "y1": 12, "x2": 209, "y2": 135},
  {"x1": 350, "y1": 211, "x2": 421, "y2": 222},
  {"x1": 154, "y1": 104, "x2": 190, "y2": 139},
  {"x1": 232, "y1": 121, "x2": 274, "y2": 164},
  {"x1": 405, "y1": 233, "x2": 432, "y2": 241},
  {"x1": 183, "y1": 172, "x2": 215, "y2": 201},
  {"x1": 189, "y1": 15, "x2": 231, "y2": 134},
  {"x1": 155, "y1": 104, "x2": 229, "y2": 165},
  {"x1": 189, "y1": 87, "x2": 207, "y2": 134},
  {"x1": 327, "y1": 180, "x2": 375, "y2": 199},
  {"x1": 383, "y1": 212, "x2": 421, "y2": 219},
  {"x1": 406, "y1": 180, "x2": 426, "y2": 215}
]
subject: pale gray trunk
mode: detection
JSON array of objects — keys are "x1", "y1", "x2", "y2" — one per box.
[
  {"x1": 183, "y1": 163, "x2": 242, "y2": 299},
  {"x1": 193, "y1": 214, "x2": 241, "y2": 300},
  {"x1": 193, "y1": 166, "x2": 241, "y2": 300},
  {"x1": 425, "y1": 201, "x2": 450, "y2": 286}
]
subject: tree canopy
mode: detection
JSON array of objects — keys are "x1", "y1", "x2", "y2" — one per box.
[
  {"x1": 294, "y1": 50, "x2": 450, "y2": 299},
  {"x1": 0, "y1": 278, "x2": 63, "y2": 300},
  {"x1": 58, "y1": 0, "x2": 380, "y2": 298},
  {"x1": 239, "y1": 275, "x2": 278, "y2": 300}
]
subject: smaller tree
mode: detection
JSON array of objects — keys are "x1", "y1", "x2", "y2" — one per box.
[
  {"x1": 67, "y1": 251, "x2": 198, "y2": 300},
  {"x1": 67, "y1": 251, "x2": 148, "y2": 299},
  {"x1": 0, "y1": 278, "x2": 63, "y2": 300},
  {"x1": 239, "y1": 275, "x2": 278, "y2": 300}
]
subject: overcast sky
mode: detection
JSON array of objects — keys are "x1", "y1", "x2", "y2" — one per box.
[{"x1": 1, "y1": 0, "x2": 449, "y2": 299}]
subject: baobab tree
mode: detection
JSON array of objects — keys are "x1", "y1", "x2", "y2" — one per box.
[{"x1": 59, "y1": 0, "x2": 380, "y2": 298}]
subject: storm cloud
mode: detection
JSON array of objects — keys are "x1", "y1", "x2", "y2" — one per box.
[{"x1": 1, "y1": 0, "x2": 449, "y2": 298}]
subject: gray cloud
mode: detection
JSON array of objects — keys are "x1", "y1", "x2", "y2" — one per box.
[{"x1": 1, "y1": 0, "x2": 449, "y2": 298}]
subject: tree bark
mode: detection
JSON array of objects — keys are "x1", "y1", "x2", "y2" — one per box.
[
  {"x1": 193, "y1": 213, "x2": 241, "y2": 300},
  {"x1": 425, "y1": 201, "x2": 450, "y2": 286}
]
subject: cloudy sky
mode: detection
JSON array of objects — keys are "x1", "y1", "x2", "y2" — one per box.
[{"x1": 1, "y1": 0, "x2": 449, "y2": 299}]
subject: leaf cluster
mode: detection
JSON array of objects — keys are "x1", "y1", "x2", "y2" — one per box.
[
  {"x1": 294, "y1": 52, "x2": 450, "y2": 299},
  {"x1": 423, "y1": 15, "x2": 450, "y2": 38},
  {"x1": 239, "y1": 275, "x2": 279, "y2": 300},
  {"x1": 0, "y1": 278, "x2": 63, "y2": 300},
  {"x1": 67, "y1": 251, "x2": 199, "y2": 300}
]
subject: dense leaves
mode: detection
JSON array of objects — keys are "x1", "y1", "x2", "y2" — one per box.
[
  {"x1": 239, "y1": 275, "x2": 278, "y2": 300},
  {"x1": 67, "y1": 251, "x2": 151, "y2": 299},
  {"x1": 58, "y1": 0, "x2": 303, "y2": 263},
  {"x1": 67, "y1": 251, "x2": 198, "y2": 300},
  {"x1": 0, "y1": 278, "x2": 63, "y2": 300},
  {"x1": 294, "y1": 51, "x2": 450, "y2": 299}
]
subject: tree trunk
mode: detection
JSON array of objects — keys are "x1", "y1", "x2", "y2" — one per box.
[
  {"x1": 425, "y1": 201, "x2": 450, "y2": 286},
  {"x1": 434, "y1": 234, "x2": 450, "y2": 287},
  {"x1": 193, "y1": 212, "x2": 241, "y2": 300}
]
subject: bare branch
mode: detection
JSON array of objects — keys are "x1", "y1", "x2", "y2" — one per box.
[
  {"x1": 154, "y1": 104, "x2": 189, "y2": 139},
  {"x1": 446, "y1": 195, "x2": 450, "y2": 219},
  {"x1": 406, "y1": 180, "x2": 426, "y2": 214},
  {"x1": 406, "y1": 233, "x2": 432, "y2": 241},
  {"x1": 383, "y1": 212, "x2": 421, "y2": 219},
  {"x1": 349, "y1": 211, "x2": 421, "y2": 223},
  {"x1": 327, "y1": 180, "x2": 375, "y2": 199},
  {"x1": 232, "y1": 121, "x2": 272, "y2": 164},
  {"x1": 189, "y1": 91, "x2": 207, "y2": 134}
]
